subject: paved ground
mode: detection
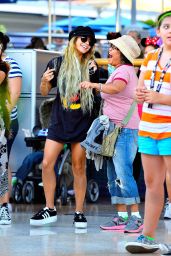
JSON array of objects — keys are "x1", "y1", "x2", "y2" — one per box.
[{"x1": 0, "y1": 200, "x2": 170, "y2": 256}]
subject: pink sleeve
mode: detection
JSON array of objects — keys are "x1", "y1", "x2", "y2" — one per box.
[{"x1": 112, "y1": 66, "x2": 129, "y2": 84}]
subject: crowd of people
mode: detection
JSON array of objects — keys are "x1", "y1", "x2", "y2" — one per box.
[{"x1": 0, "y1": 9, "x2": 171, "y2": 255}]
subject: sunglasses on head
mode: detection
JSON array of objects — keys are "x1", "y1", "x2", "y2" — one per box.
[{"x1": 80, "y1": 36, "x2": 94, "y2": 47}]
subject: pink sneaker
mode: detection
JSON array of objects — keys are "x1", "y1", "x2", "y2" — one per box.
[
  {"x1": 124, "y1": 215, "x2": 143, "y2": 233},
  {"x1": 100, "y1": 215, "x2": 127, "y2": 230}
]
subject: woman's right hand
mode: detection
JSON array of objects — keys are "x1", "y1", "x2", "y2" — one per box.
[
  {"x1": 41, "y1": 67, "x2": 55, "y2": 83},
  {"x1": 40, "y1": 67, "x2": 55, "y2": 96}
]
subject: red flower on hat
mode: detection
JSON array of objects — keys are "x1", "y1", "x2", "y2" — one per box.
[{"x1": 145, "y1": 36, "x2": 159, "y2": 46}]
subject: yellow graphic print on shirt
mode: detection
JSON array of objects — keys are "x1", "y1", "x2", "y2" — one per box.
[{"x1": 61, "y1": 94, "x2": 81, "y2": 110}]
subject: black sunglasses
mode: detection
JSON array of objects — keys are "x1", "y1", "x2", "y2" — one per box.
[{"x1": 80, "y1": 36, "x2": 94, "y2": 47}]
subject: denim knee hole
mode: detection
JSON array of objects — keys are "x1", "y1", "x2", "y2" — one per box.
[{"x1": 115, "y1": 178, "x2": 124, "y2": 189}]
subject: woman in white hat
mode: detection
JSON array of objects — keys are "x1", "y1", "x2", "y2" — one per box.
[{"x1": 80, "y1": 35, "x2": 142, "y2": 233}]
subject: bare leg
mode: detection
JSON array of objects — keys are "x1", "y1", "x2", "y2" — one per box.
[
  {"x1": 166, "y1": 171, "x2": 171, "y2": 202},
  {"x1": 116, "y1": 204, "x2": 127, "y2": 212},
  {"x1": 116, "y1": 204, "x2": 139, "y2": 212},
  {"x1": 130, "y1": 204, "x2": 139, "y2": 213},
  {"x1": 142, "y1": 154, "x2": 165, "y2": 238},
  {"x1": 42, "y1": 139, "x2": 64, "y2": 209},
  {"x1": 71, "y1": 143, "x2": 86, "y2": 212},
  {"x1": 164, "y1": 157, "x2": 171, "y2": 204},
  {"x1": 0, "y1": 193, "x2": 8, "y2": 204}
]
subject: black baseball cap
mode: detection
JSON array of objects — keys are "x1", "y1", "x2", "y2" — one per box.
[{"x1": 69, "y1": 26, "x2": 96, "y2": 46}]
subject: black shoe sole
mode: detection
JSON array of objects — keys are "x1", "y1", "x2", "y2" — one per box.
[{"x1": 125, "y1": 245, "x2": 159, "y2": 254}]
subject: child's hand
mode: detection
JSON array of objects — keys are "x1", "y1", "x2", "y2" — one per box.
[{"x1": 144, "y1": 90, "x2": 160, "y2": 104}]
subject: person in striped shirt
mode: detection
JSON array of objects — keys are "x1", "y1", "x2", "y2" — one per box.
[
  {"x1": 0, "y1": 32, "x2": 22, "y2": 210},
  {"x1": 125, "y1": 10, "x2": 171, "y2": 254}
]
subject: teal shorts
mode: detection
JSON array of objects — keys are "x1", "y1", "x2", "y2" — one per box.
[{"x1": 138, "y1": 136, "x2": 171, "y2": 155}]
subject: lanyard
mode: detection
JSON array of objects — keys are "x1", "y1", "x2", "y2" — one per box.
[{"x1": 148, "y1": 48, "x2": 171, "y2": 108}]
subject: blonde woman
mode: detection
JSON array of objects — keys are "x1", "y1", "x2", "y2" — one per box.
[{"x1": 30, "y1": 26, "x2": 99, "y2": 228}]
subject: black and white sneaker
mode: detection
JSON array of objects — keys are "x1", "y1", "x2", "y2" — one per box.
[
  {"x1": 30, "y1": 207, "x2": 57, "y2": 226},
  {"x1": 73, "y1": 212, "x2": 87, "y2": 229},
  {"x1": 0, "y1": 204, "x2": 11, "y2": 225}
]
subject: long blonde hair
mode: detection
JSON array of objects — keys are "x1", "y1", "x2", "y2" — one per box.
[{"x1": 57, "y1": 37, "x2": 95, "y2": 113}]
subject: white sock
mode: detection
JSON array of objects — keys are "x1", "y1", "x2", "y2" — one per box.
[
  {"x1": 131, "y1": 211, "x2": 141, "y2": 218},
  {"x1": 118, "y1": 212, "x2": 128, "y2": 219}
]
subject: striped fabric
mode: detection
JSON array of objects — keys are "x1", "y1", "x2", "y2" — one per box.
[
  {"x1": 4, "y1": 56, "x2": 22, "y2": 120},
  {"x1": 139, "y1": 48, "x2": 171, "y2": 140}
]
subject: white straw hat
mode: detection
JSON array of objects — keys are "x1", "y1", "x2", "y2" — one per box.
[{"x1": 109, "y1": 35, "x2": 141, "y2": 64}]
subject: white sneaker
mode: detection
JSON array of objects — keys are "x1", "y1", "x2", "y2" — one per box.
[
  {"x1": 0, "y1": 204, "x2": 11, "y2": 225},
  {"x1": 164, "y1": 203, "x2": 171, "y2": 219}
]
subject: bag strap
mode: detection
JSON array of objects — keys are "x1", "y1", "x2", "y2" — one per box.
[
  {"x1": 98, "y1": 98, "x2": 104, "y2": 117},
  {"x1": 99, "y1": 99, "x2": 137, "y2": 126},
  {"x1": 120, "y1": 100, "x2": 137, "y2": 127}
]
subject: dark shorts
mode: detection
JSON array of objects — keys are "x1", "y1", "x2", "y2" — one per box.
[{"x1": 47, "y1": 123, "x2": 87, "y2": 144}]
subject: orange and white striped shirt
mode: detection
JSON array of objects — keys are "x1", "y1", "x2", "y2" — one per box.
[{"x1": 139, "y1": 48, "x2": 171, "y2": 140}]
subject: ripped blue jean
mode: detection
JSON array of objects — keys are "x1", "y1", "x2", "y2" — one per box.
[{"x1": 107, "y1": 128, "x2": 140, "y2": 205}]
